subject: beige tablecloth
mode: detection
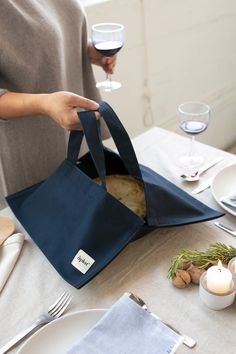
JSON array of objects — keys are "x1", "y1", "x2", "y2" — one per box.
[{"x1": 0, "y1": 127, "x2": 236, "y2": 354}]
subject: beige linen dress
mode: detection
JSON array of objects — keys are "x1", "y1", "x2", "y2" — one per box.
[{"x1": 0, "y1": 0, "x2": 108, "y2": 208}]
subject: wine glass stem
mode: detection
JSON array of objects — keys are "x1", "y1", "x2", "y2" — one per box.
[
  {"x1": 189, "y1": 135, "x2": 195, "y2": 157},
  {"x1": 105, "y1": 72, "x2": 112, "y2": 90}
]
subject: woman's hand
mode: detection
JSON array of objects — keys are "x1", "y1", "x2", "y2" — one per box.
[
  {"x1": 41, "y1": 91, "x2": 99, "y2": 130},
  {"x1": 87, "y1": 40, "x2": 117, "y2": 75},
  {"x1": 0, "y1": 91, "x2": 99, "y2": 130}
]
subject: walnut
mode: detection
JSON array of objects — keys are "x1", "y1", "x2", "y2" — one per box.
[
  {"x1": 178, "y1": 259, "x2": 191, "y2": 270},
  {"x1": 172, "y1": 270, "x2": 191, "y2": 289},
  {"x1": 188, "y1": 266, "x2": 205, "y2": 285}
]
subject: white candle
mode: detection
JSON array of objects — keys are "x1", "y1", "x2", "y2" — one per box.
[{"x1": 206, "y1": 260, "x2": 232, "y2": 294}]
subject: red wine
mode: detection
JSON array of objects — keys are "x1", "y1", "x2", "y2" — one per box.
[
  {"x1": 94, "y1": 41, "x2": 123, "y2": 56},
  {"x1": 180, "y1": 121, "x2": 207, "y2": 134}
]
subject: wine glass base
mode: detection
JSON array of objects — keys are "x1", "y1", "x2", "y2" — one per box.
[
  {"x1": 96, "y1": 80, "x2": 122, "y2": 92},
  {"x1": 179, "y1": 155, "x2": 204, "y2": 171}
]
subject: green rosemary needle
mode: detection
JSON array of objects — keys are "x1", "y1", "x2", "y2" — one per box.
[{"x1": 167, "y1": 242, "x2": 236, "y2": 280}]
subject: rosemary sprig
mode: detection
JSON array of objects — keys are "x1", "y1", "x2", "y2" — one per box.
[{"x1": 167, "y1": 242, "x2": 236, "y2": 279}]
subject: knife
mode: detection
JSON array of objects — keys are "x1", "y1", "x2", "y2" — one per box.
[
  {"x1": 191, "y1": 176, "x2": 214, "y2": 194},
  {"x1": 214, "y1": 222, "x2": 236, "y2": 237}
]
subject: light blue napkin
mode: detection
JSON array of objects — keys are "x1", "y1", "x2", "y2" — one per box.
[
  {"x1": 66, "y1": 294, "x2": 183, "y2": 354},
  {"x1": 221, "y1": 192, "x2": 236, "y2": 210}
]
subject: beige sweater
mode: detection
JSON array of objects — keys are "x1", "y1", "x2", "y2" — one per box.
[{"x1": 0, "y1": 0, "x2": 106, "y2": 208}]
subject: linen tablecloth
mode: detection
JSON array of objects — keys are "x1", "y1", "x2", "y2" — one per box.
[{"x1": 0, "y1": 127, "x2": 236, "y2": 354}]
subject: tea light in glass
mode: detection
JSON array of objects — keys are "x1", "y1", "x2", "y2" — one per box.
[{"x1": 199, "y1": 260, "x2": 235, "y2": 310}]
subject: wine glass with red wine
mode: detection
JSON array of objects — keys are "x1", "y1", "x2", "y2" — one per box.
[
  {"x1": 177, "y1": 102, "x2": 211, "y2": 170},
  {"x1": 91, "y1": 23, "x2": 124, "y2": 91}
]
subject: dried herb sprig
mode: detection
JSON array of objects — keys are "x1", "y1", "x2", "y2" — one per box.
[{"x1": 167, "y1": 242, "x2": 236, "y2": 280}]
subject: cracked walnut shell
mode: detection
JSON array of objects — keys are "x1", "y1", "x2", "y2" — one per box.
[{"x1": 172, "y1": 270, "x2": 191, "y2": 288}]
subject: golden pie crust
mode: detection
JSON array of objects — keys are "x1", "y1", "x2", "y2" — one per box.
[{"x1": 94, "y1": 174, "x2": 146, "y2": 218}]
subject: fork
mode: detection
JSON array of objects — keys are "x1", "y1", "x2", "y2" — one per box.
[
  {"x1": 127, "y1": 292, "x2": 196, "y2": 349},
  {"x1": 0, "y1": 291, "x2": 72, "y2": 354}
]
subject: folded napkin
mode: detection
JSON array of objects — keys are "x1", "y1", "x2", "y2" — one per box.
[
  {"x1": 220, "y1": 191, "x2": 236, "y2": 210},
  {"x1": 0, "y1": 233, "x2": 24, "y2": 292},
  {"x1": 66, "y1": 294, "x2": 183, "y2": 354}
]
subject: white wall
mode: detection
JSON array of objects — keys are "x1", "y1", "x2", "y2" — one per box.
[{"x1": 85, "y1": 0, "x2": 236, "y2": 149}]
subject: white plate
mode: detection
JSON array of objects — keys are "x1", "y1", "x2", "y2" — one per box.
[
  {"x1": 17, "y1": 309, "x2": 106, "y2": 354},
  {"x1": 211, "y1": 163, "x2": 236, "y2": 216}
]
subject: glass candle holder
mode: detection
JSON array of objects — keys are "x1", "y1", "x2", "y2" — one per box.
[
  {"x1": 228, "y1": 257, "x2": 236, "y2": 279},
  {"x1": 199, "y1": 272, "x2": 235, "y2": 310}
]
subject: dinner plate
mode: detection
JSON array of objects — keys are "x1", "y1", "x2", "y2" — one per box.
[
  {"x1": 17, "y1": 309, "x2": 106, "y2": 354},
  {"x1": 211, "y1": 162, "x2": 236, "y2": 216}
]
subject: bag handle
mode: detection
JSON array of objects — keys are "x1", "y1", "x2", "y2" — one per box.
[
  {"x1": 68, "y1": 101, "x2": 142, "y2": 186},
  {"x1": 67, "y1": 130, "x2": 84, "y2": 163},
  {"x1": 67, "y1": 111, "x2": 107, "y2": 189},
  {"x1": 99, "y1": 101, "x2": 142, "y2": 180}
]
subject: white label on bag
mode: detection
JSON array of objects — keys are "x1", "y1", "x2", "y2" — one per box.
[{"x1": 71, "y1": 249, "x2": 95, "y2": 274}]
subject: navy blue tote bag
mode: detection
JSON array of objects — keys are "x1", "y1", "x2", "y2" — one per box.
[{"x1": 6, "y1": 101, "x2": 223, "y2": 288}]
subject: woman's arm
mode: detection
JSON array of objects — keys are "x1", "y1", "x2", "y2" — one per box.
[{"x1": 0, "y1": 91, "x2": 99, "y2": 130}]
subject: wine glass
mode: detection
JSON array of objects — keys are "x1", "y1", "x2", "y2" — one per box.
[
  {"x1": 91, "y1": 23, "x2": 124, "y2": 92},
  {"x1": 177, "y1": 101, "x2": 211, "y2": 170}
]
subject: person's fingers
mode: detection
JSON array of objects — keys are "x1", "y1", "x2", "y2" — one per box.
[
  {"x1": 109, "y1": 62, "x2": 116, "y2": 74},
  {"x1": 66, "y1": 124, "x2": 82, "y2": 131},
  {"x1": 58, "y1": 111, "x2": 79, "y2": 131},
  {"x1": 103, "y1": 63, "x2": 116, "y2": 74},
  {"x1": 94, "y1": 111, "x2": 101, "y2": 120},
  {"x1": 70, "y1": 94, "x2": 99, "y2": 111},
  {"x1": 47, "y1": 92, "x2": 100, "y2": 131},
  {"x1": 101, "y1": 57, "x2": 108, "y2": 65},
  {"x1": 101, "y1": 56, "x2": 117, "y2": 73}
]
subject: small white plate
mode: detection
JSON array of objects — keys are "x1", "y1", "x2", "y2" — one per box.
[
  {"x1": 211, "y1": 162, "x2": 236, "y2": 216},
  {"x1": 17, "y1": 309, "x2": 106, "y2": 354}
]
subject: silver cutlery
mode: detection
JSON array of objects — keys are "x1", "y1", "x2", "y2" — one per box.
[
  {"x1": 0, "y1": 291, "x2": 72, "y2": 354},
  {"x1": 127, "y1": 292, "x2": 196, "y2": 349},
  {"x1": 181, "y1": 156, "x2": 223, "y2": 182},
  {"x1": 215, "y1": 222, "x2": 236, "y2": 238},
  {"x1": 191, "y1": 176, "x2": 214, "y2": 194}
]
